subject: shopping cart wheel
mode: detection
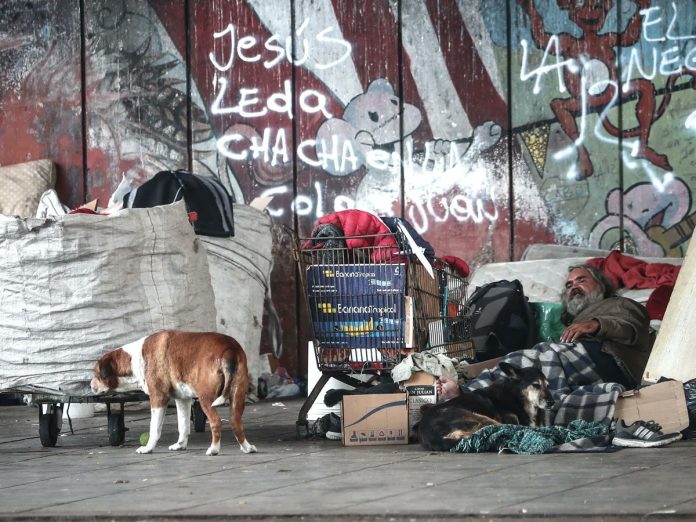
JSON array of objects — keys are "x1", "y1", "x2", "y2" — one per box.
[
  {"x1": 192, "y1": 400, "x2": 206, "y2": 432},
  {"x1": 38, "y1": 403, "x2": 62, "y2": 447},
  {"x1": 108, "y1": 411, "x2": 126, "y2": 446}
]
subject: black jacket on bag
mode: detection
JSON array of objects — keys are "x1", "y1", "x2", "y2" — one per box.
[{"x1": 123, "y1": 170, "x2": 235, "y2": 237}]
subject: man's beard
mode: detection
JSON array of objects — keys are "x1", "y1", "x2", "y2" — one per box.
[{"x1": 563, "y1": 285, "x2": 604, "y2": 317}]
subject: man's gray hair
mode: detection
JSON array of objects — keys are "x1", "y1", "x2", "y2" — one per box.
[{"x1": 567, "y1": 264, "x2": 616, "y2": 298}]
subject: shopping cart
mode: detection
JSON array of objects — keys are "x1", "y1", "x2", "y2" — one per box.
[{"x1": 294, "y1": 229, "x2": 475, "y2": 436}]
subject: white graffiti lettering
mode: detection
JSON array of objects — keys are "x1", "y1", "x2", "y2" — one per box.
[
  {"x1": 315, "y1": 26, "x2": 353, "y2": 69},
  {"x1": 407, "y1": 189, "x2": 499, "y2": 235},
  {"x1": 217, "y1": 127, "x2": 289, "y2": 165},
  {"x1": 621, "y1": 4, "x2": 696, "y2": 88},
  {"x1": 519, "y1": 37, "x2": 577, "y2": 94},
  {"x1": 623, "y1": 45, "x2": 696, "y2": 89},
  {"x1": 211, "y1": 79, "x2": 331, "y2": 119},
  {"x1": 209, "y1": 21, "x2": 351, "y2": 72},
  {"x1": 641, "y1": 4, "x2": 696, "y2": 44},
  {"x1": 260, "y1": 181, "x2": 499, "y2": 234},
  {"x1": 520, "y1": 2, "x2": 694, "y2": 187}
]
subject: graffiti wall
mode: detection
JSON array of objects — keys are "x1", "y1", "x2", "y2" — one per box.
[{"x1": 2, "y1": 0, "x2": 694, "y2": 376}]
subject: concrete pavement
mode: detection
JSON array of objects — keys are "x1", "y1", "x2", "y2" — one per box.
[{"x1": 1, "y1": 397, "x2": 695, "y2": 520}]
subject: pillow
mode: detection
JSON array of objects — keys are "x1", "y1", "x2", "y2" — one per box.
[{"x1": 0, "y1": 159, "x2": 56, "y2": 218}]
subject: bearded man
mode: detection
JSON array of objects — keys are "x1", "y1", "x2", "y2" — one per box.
[
  {"x1": 558, "y1": 264, "x2": 651, "y2": 388},
  {"x1": 437, "y1": 264, "x2": 652, "y2": 401}
]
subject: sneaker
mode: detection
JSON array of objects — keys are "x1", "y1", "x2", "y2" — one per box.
[
  {"x1": 325, "y1": 430, "x2": 342, "y2": 441},
  {"x1": 324, "y1": 412, "x2": 342, "y2": 440},
  {"x1": 310, "y1": 413, "x2": 342, "y2": 439},
  {"x1": 612, "y1": 419, "x2": 682, "y2": 448}
]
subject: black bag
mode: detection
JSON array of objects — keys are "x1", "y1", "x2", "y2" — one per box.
[
  {"x1": 123, "y1": 170, "x2": 235, "y2": 237},
  {"x1": 682, "y1": 378, "x2": 696, "y2": 439},
  {"x1": 465, "y1": 279, "x2": 537, "y2": 361}
]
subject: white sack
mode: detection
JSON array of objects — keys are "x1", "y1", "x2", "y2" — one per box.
[
  {"x1": 0, "y1": 201, "x2": 217, "y2": 393},
  {"x1": 200, "y1": 204, "x2": 274, "y2": 390}
]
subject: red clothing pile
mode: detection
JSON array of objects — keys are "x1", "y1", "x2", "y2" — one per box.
[{"x1": 587, "y1": 250, "x2": 681, "y2": 320}]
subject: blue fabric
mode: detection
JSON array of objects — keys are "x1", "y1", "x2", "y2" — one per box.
[{"x1": 380, "y1": 217, "x2": 435, "y2": 261}]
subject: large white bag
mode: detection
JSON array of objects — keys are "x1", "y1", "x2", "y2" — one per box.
[
  {"x1": 201, "y1": 204, "x2": 274, "y2": 388},
  {"x1": 0, "y1": 201, "x2": 217, "y2": 393}
]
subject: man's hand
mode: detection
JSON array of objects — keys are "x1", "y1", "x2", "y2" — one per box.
[
  {"x1": 560, "y1": 319, "x2": 600, "y2": 343},
  {"x1": 436, "y1": 375, "x2": 461, "y2": 401}
]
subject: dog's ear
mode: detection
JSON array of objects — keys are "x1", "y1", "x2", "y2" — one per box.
[
  {"x1": 498, "y1": 361, "x2": 520, "y2": 378},
  {"x1": 99, "y1": 359, "x2": 114, "y2": 379}
]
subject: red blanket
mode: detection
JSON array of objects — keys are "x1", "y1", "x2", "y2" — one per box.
[
  {"x1": 440, "y1": 255, "x2": 470, "y2": 277},
  {"x1": 587, "y1": 250, "x2": 681, "y2": 289},
  {"x1": 305, "y1": 210, "x2": 399, "y2": 261},
  {"x1": 588, "y1": 251, "x2": 681, "y2": 320}
]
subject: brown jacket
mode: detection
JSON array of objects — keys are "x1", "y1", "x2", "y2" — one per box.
[{"x1": 573, "y1": 296, "x2": 651, "y2": 386}]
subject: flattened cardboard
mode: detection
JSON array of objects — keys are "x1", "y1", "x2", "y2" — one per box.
[
  {"x1": 341, "y1": 393, "x2": 408, "y2": 446},
  {"x1": 614, "y1": 380, "x2": 689, "y2": 434},
  {"x1": 461, "y1": 357, "x2": 503, "y2": 379},
  {"x1": 404, "y1": 372, "x2": 437, "y2": 437}
]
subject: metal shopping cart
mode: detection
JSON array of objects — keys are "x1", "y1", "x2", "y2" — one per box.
[{"x1": 294, "y1": 229, "x2": 475, "y2": 436}]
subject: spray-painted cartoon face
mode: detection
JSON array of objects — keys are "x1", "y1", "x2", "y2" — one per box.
[
  {"x1": 558, "y1": 0, "x2": 614, "y2": 32},
  {"x1": 315, "y1": 78, "x2": 422, "y2": 176},
  {"x1": 605, "y1": 178, "x2": 690, "y2": 230},
  {"x1": 342, "y1": 78, "x2": 421, "y2": 146}
]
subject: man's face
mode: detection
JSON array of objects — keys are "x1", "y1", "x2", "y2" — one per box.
[{"x1": 562, "y1": 268, "x2": 604, "y2": 316}]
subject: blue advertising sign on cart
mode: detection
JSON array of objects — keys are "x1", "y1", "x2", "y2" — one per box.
[{"x1": 307, "y1": 263, "x2": 407, "y2": 349}]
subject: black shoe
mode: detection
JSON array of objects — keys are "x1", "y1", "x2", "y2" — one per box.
[
  {"x1": 612, "y1": 419, "x2": 682, "y2": 448},
  {"x1": 310, "y1": 413, "x2": 342, "y2": 439}
]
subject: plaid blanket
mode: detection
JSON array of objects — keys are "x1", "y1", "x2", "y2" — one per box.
[{"x1": 463, "y1": 342, "x2": 625, "y2": 425}]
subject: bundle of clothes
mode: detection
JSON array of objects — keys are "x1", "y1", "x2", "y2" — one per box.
[{"x1": 304, "y1": 209, "x2": 469, "y2": 276}]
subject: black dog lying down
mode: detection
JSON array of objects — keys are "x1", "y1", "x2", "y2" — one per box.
[{"x1": 418, "y1": 362, "x2": 554, "y2": 451}]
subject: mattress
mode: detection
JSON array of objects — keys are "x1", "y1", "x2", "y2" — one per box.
[{"x1": 469, "y1": 254, "x2": 682, "y2": 305}]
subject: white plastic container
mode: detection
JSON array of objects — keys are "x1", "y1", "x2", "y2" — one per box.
[
  {"x1": 306, "y1": 342, "x2": 371, "y2": 421},
  {"x1": 62, "y1": 402, "x2": 95, "y2": 419}
]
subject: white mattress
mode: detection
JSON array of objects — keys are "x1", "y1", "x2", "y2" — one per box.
[{"x1": 469, "y1": 255, "x2": 682, "y2": 304}]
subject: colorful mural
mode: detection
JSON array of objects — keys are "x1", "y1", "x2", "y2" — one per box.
[
  {"x1": 511, "y1": 0, "x2": 696, "y2": 255},
  {"x1": 2, "y1": 0, "x2": 695, "y2": 376}
]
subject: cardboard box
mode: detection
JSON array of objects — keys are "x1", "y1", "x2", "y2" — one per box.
[
  {"x1": 403, "y1": 372, "x2": 438, "y2": 437},
  {"x1": 307, "y1": 263, "x2": 407, "y2": 349},
  {"x1": 341, "y1": 393, "x2": 408, "y2": 446},
  {"x1": 614, "y1": 380, "x2": 689, "y2": 434},
  {"x1": 460, "y1": 357, "x2": 503, "y2": 380}
]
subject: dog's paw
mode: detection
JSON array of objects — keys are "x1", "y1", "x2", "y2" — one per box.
[
  {"x1": 136, "y1": 446, "x2": 152, "y2": 454},
  {"x1": 240, "y1": 440, "x2": 257, "y2": 453},
  {"x1": 205, "y1": 446, "x2": 220, "y2": 456},
  {"x1": 168, "y1": 442, "x2": 187, "y2": 451}
]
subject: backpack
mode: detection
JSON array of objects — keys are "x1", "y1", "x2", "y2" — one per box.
[
  {"x1": 123, "y1": 169, "x2": 235, "y2": 237},
  {"x1": 465, "y1": 279, "x2": 537, "y2": 361}
]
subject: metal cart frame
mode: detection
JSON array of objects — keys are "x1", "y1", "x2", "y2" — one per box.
[
  {"x1": 294, "y1": 231, "x2": 474, "y2": 436},
  {"x1": 8, "y1": 391, "x2": 210, "y2": 448}
]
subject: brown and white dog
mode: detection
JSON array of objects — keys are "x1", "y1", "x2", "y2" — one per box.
[{"x1": 90, "y1": 330, "x2": 257, "y2": 456}]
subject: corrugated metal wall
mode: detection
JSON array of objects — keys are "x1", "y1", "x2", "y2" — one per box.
[{"x1": 2, "y1": 0, "x2": 694, "y2": 377}]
